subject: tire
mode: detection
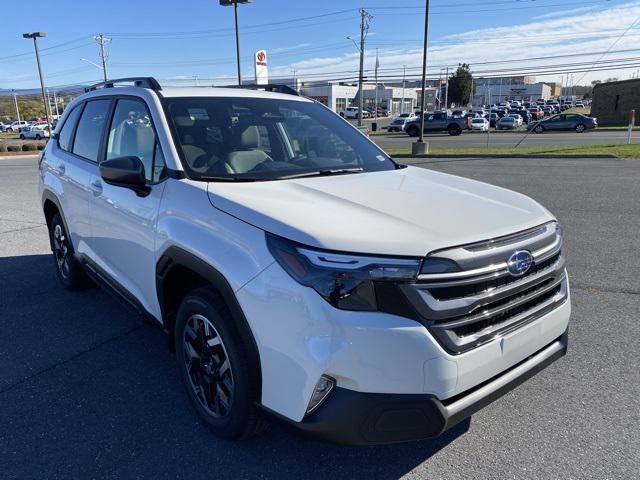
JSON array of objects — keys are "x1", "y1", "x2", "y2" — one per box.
[
  {"x1": 35, "y1": 134, "x2": 41, "y2": 140},
  {"x1": 175, "y1": 287, "x2": 266, "y2": 440},
  {"x1": 575, "y1": 124, "x2": 586, "y2": 133},
  {"x1": 448, "y1": 125, "x2": 462, "y2": 136},
  {"x1": 534, "y1": 125, "x2": 545, "y2": 134},
  {"x1": 19, "y1": 134, "x2": 25, "y2": 140},
  {"x1": 339, "y1": 112, "x2": 344, "y2": 117},
  {"x1": 48, "y1": 212, "x2": 89, "y2": 290},
  {"x1": 406, "y1": 125, "x2": 420, "y2": 137}
]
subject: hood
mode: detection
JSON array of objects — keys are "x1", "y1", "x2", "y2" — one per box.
[{"x1": 206, "y1": 166, "x2": 554, "y2": 257}]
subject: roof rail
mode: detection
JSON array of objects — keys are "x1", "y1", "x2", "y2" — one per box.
[
  {"x1": 222, "y1": 83, "x2": 299, "y2": 96},
  {"x1": 85, "y1": 77, "x2": 162, "y2": 92}
]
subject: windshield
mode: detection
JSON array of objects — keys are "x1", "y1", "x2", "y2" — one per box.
[{"x1": 163, "y1": 97, "x2": 396, "y2": 181}]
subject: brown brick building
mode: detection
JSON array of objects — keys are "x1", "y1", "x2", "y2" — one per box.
[{"x1": 591, "y1": 79, "x2": 640, "y2": 125}]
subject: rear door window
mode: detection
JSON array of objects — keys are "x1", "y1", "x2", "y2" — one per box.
[
  {"x1": 72, "y1": 99, "x2": 111, "y2": 162},
  {"x1": 57, "y1": 105, "x2": 83, "y2": 152}
]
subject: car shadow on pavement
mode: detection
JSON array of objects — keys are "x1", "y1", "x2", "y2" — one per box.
[{"x1": 0, "y1": 254, "x2": 469, "y2": 480}]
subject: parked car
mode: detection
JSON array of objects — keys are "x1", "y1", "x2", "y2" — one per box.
[
  {"x1": 339, "y1": 107, "x2": 369, "y2": 119},
  {"x1": 404, "y1": 111, "x2": 466, "y2": 136},
  {"x1": 6, "y1": 120, "x2": 30, "y2": 132},
  {"x1": 505, "y1": 114, "x2": 523, "y2": 127},
  {"x1": 528, "y1": 108, "x2": 542, "y2": 121},
  {"x1": 39, "y1": 77, "x2": 570, "y2": 445},
  {"x1": 575, "y1": 102, "x2": 585, "y2": 108},
  {"x1": 470, "y1": 117, "x2": 489, "y2": 131},
  {"x1": 528, "y1": 113, "x2": 597, "y2": 133},
  {"x1": 514, "y1": 109, "x2": 532, "y2": 124},
  {"x1": 496, "y1": 116, "x2": 518, "y2": 130},
  {"x1": 387, "y1": 113, "x2": 417, "y2": 132},
  {"x1": 485, "y1": 112, "x2": 499, "y2": 127},
  {"x1": 451, "y1": 109, "x2": 467, "y2": 118},
  {"x1": 20, "y1": 124, "x2": 50, "y2": 140}
]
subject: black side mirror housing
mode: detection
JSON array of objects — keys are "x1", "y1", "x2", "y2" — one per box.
[{"x1": 99, "y1": 156, "x2": 150, "y2": 197}]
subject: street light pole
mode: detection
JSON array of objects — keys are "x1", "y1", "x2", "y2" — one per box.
[
  {"x1": 220, "y1": 0, "x2": 250, "y2": 86},
  {"x1": 23, "y1": 32, "x2": 51, "y2": 133},
  {"x1": 414, "y1": 0, "x2": 431, "y2": 154}
]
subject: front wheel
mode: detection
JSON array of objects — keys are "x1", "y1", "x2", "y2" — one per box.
[
  {"x1": 49, "y1": 212, "x2": 89, "y2": 290},
  {"x1": 19, "y1": 134, "x2": 25, "y2": 140},
  {"x1": 575, "y1": 124, "x2": 586, "y2": 133},
  {"x1": 448, "y1": 126, "x2": 462, "y2": 136},
  {"x1": 534, "y1": 125, "x2": 545, "y2": 134},
  {"x1": 35, "y1": 134, "x2": 41, "y2": 140},
  {"x1": 176, "y1": 287, "x2": 266, "y2": 440},
  {"x1": 406, "y1": 125, "x2": 420, "y2": 137}
]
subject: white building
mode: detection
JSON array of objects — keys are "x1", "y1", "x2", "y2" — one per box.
[
  {"x1": 300, "y1": 83, "x2": 417, "y2": 116},
  {"x1": 473, "y1": 82, "x2": 552, "y2": 105}
]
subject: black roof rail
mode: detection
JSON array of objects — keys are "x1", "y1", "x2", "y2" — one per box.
[
  {"x1": 85, "y1": 77, "x2": 162, "y2": 92},
  {"x1": 221, "y1": 83, "x2": 299, "y2": 96}
]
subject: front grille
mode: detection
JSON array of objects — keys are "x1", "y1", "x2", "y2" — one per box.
[
  {"x1": 450, "y1": 279, "x2": 562, "y2": 337},
  {"x1": 400, "y1": 222, "x2": 568, "y2": 354},
  {"x1": 429, "y1": 251, "x2": 561, "y2": 301}
]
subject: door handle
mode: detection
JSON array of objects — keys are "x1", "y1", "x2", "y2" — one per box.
[
  {"x1": 90, "y1": 180, "x2": 103, "y2": 195},
  {"x1": 56, "y1": 163, "x2": 66, "y2": 175}
]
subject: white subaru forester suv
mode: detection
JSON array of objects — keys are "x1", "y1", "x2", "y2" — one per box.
[{"x1": 38, "y1": 78, "x2": 570, "y2": 445}]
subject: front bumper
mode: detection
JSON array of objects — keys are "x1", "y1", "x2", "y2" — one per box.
[{"x1": 291, "y1": 329, "x2": 568, "y2": 445}]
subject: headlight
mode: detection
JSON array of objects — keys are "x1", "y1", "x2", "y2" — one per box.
[{"x1": 266, "y1": 233, "x2": 421, "y2": 311}]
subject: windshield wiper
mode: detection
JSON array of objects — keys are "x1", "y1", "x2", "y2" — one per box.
[
  {"x1": 198, "y1": 175, "x2": 265, "y2": 182},
  {"x1": 276, "y1": 167, "x2": 365, "y2": 180}
]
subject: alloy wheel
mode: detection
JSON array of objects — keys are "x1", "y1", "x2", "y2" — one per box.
[
  {"x1": 53, "y1": 224, "x2": 70, "y2": 279},
  {"x1": 183, "y1": 314, "x2": 234, "y2": 418}
]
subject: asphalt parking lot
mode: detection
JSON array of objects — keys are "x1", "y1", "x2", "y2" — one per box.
[{"x1": 1, "y1": 156, "x2": 639, "y2": 479}]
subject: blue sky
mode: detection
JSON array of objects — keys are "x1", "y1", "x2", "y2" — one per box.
[{"x1": 2, "y1": 0, "x2": 640, "y2": 89}]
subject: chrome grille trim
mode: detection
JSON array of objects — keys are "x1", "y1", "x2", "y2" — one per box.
[{"x1": 402, "y1": 222, "x2": 568, "y2": 354}]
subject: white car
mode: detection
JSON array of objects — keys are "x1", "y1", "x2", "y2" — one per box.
[
  {"x1": 387, "y1": 112, "x2": 417, "y2": 132},
  {"x1": 470, "y1": 117, "x2": 489, "y2": 131},
  {"x1": 506, "y1": 114, "x2": 523, "y2": 127},
  {"x1": 20, "y1": 124, "x2": 50, "y2": 140},
  {"x1": 39, "y1": 77, "x2": 570, "y2": 445},
  {"x1": 7, "y1": 120, "x2": 30, "y2": 132},
  {"x1": 339, "y1": 106, "x2": 369, "y2": 119}
]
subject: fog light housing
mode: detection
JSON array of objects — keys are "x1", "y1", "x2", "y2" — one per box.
[{"x1": 306, "y1": 375, "x2": 335, "y2": 414}]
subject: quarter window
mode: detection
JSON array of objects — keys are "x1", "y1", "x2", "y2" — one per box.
[
  {"x1": 72, "y1": 99, "x2": 111, "y2": 161},
  {"x1": 57, "y1": 105, "x2": 82, "y2": 152},
  {"x1": 106, "y1": 98, "x2": 165, "y2": 183}
]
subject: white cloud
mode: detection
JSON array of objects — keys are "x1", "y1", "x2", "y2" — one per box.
[
  {"x1": 269, "y1": 0, "x2": 640, "y2": 85},
  {"x1": 532, "y1": 6, "x2": 598, "y2": 21}
]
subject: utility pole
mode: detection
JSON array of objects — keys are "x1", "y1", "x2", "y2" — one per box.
[
  {"x1": 444, "y1": 66, "x2": 449, "y2": 111},
  {"x1": 413, "y1": 0, "x2": 431, "y2": 155},
  {"x1": 93, "y1": 33, "x2": 110, "y2": 82},
  {"x1": 52, "y1": 90, "x2": 60, "y2": 116},
  {"x1": 401, "y1": 65, "x2": 406, "y2": 114},
  {"x1": 356, "y1": 8, "x2": 372, "y2": 127},
  {"x1": 22, "y1": 32, "x2": 51, "y2": 133},
  {"x1": 12, "y1": 90, "x2": 21, "y2": 124}
]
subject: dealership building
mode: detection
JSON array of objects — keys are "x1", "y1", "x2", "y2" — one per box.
[
  {"x1": 591, "y1": 79, "x2": 640, "y2": 125},
  {"x1": 472, "y1": 76, "x2": 552, "y2": 104},
  {"x1": 300, "y1": 83, "x2": 417, "y2": 116}
]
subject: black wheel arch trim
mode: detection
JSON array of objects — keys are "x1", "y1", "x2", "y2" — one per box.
[
  {"x1": 41, "y1": 190, "x2": 70, "y2": 251},
  {"x1": 156, "y1": 246, "x2": 262, "y2": 395}
]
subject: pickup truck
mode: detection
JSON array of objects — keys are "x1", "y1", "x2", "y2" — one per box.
[{"x1": 403, "y1": 112, "x2": 466, "y2": 136}]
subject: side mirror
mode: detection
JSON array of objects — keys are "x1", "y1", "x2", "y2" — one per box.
[{"x1": 99, "y1": 156, "x2": 150, "y2": 197}]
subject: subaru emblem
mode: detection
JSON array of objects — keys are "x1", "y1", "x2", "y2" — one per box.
[{"x1": 507, "y1": 250, "x2": 533, "y2": 276}]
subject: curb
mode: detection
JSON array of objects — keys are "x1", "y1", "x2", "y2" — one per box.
[
  {"x1": 0, "y1": 153, "x2": 40, "y2": 160},
  {"x1": 391, "y1": 153, "x2": 619, "y2": 159}
]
